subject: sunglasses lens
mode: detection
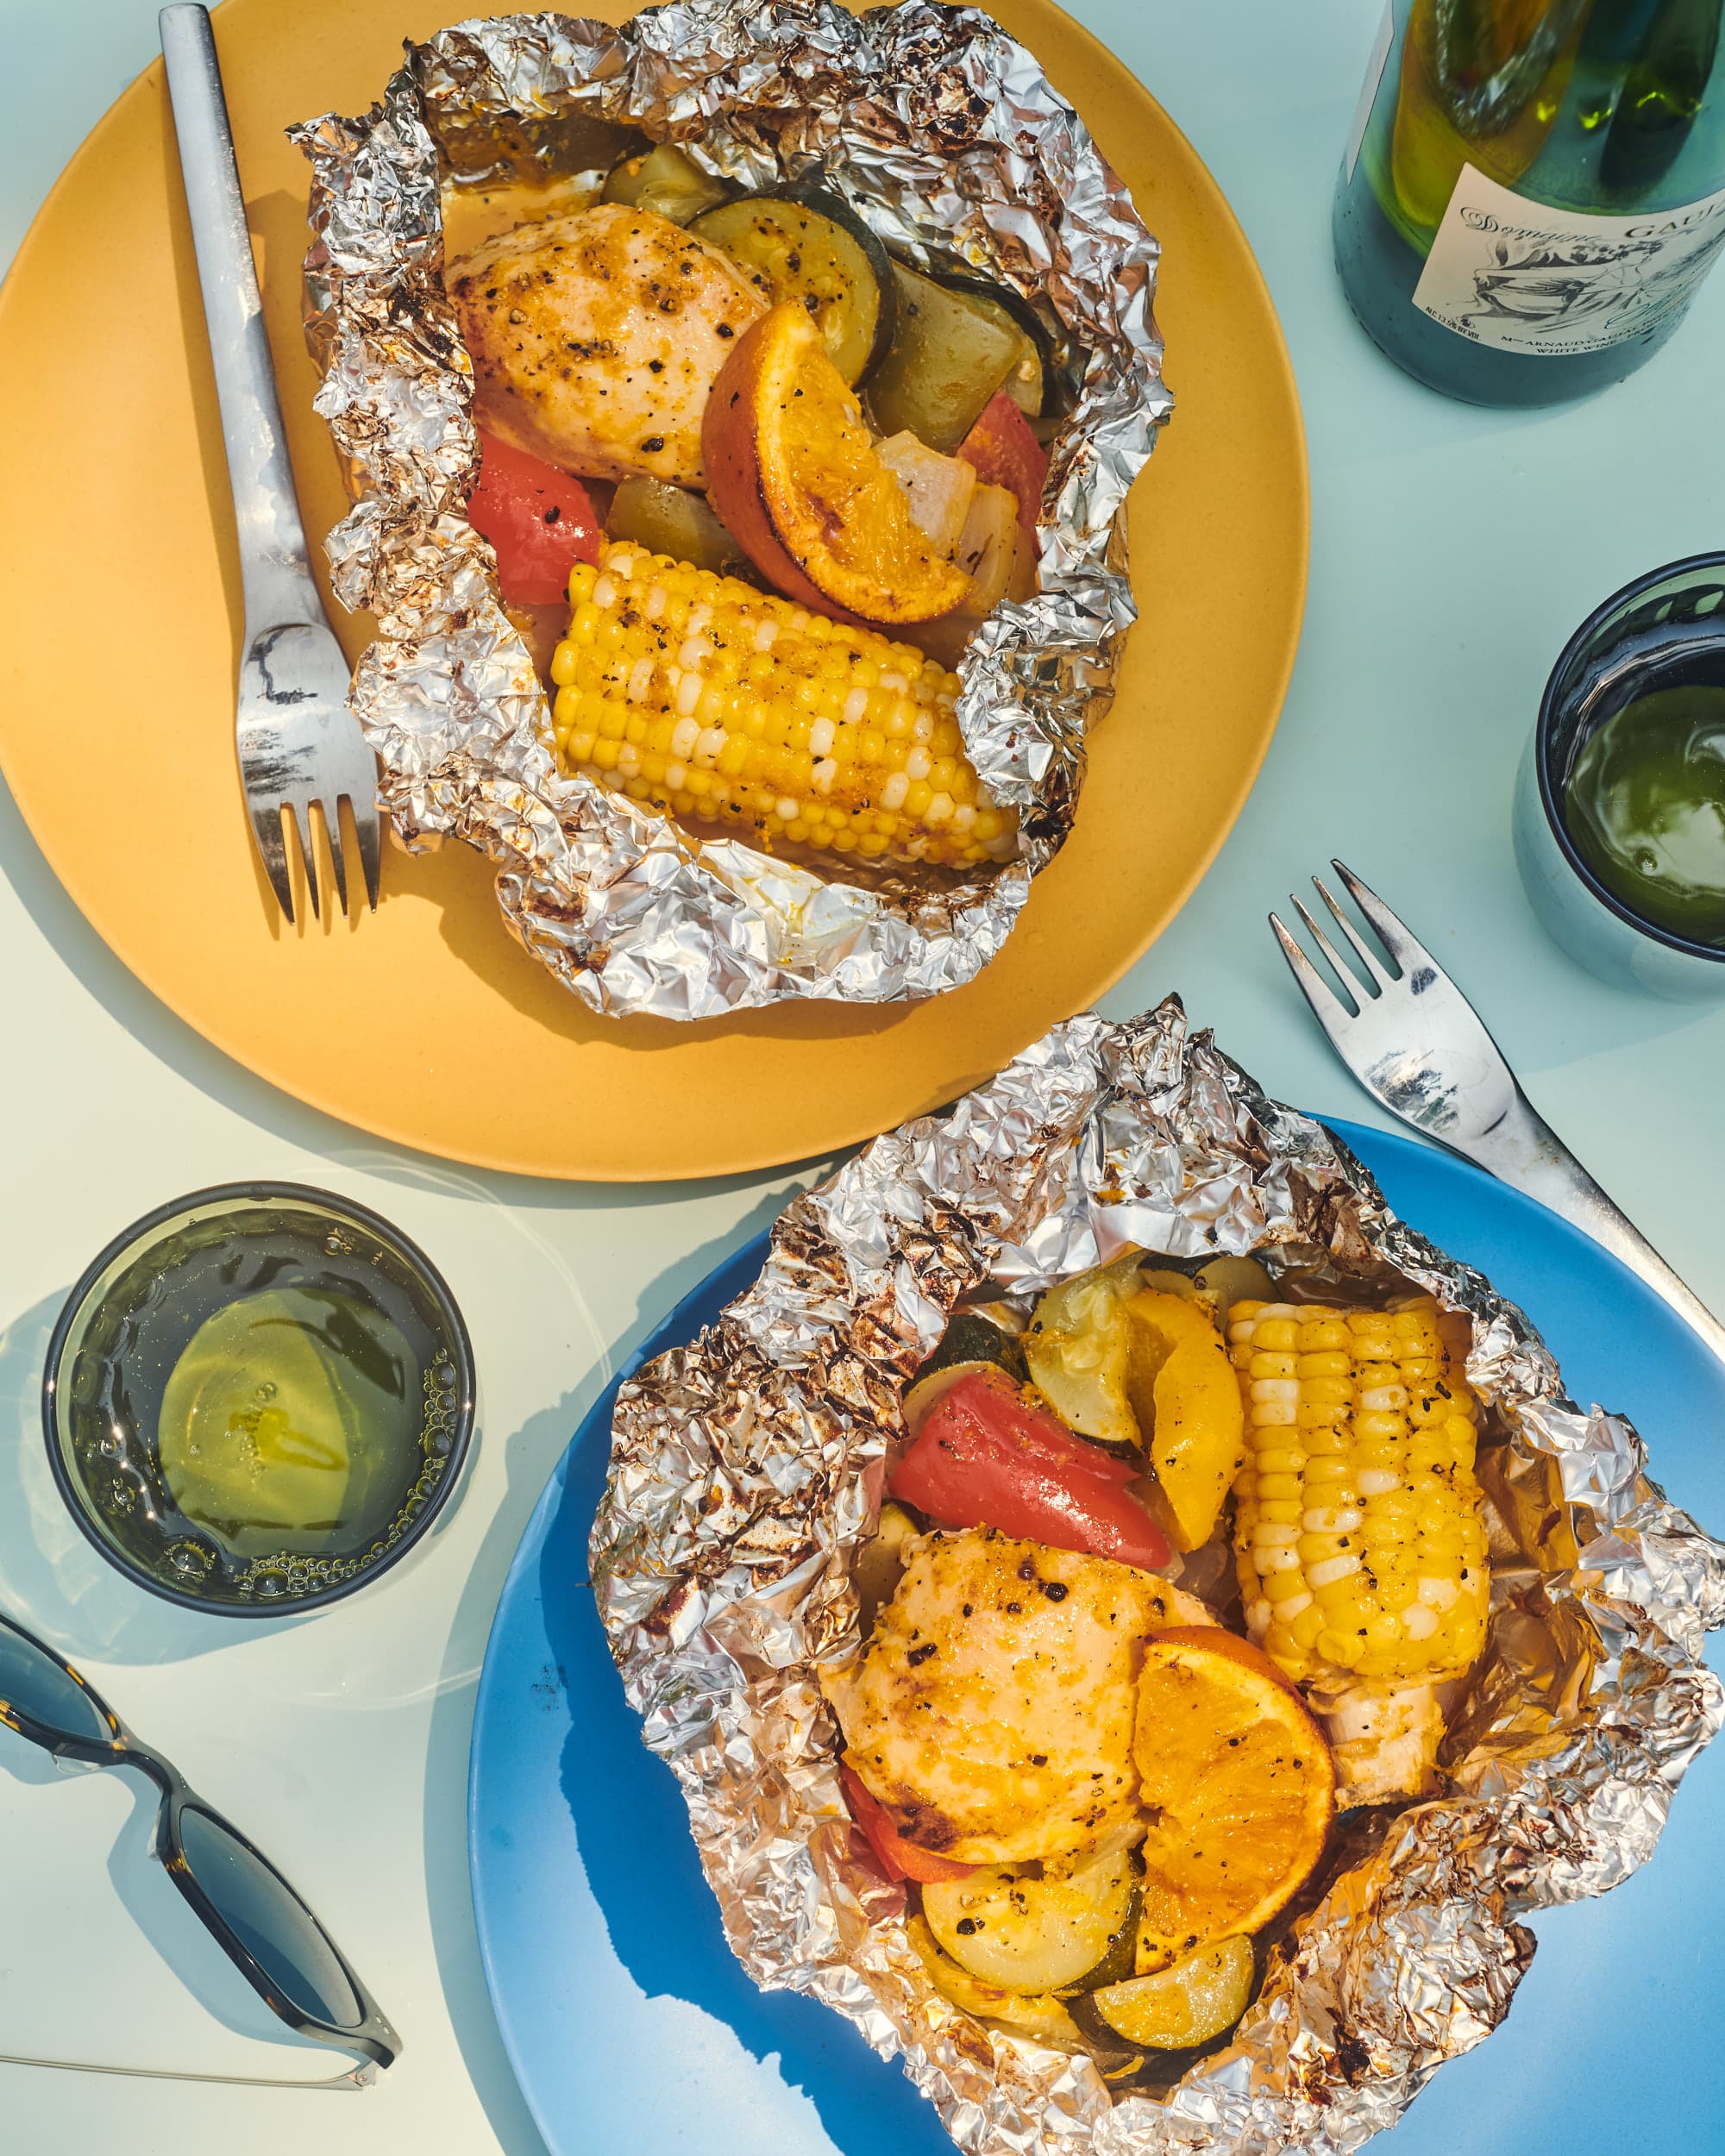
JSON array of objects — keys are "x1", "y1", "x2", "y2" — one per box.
[
  {"x1": 176, "y1": 1808, "x2": 363, "y2": 2028},
  {"x1": 0, "y1": 1625, "x2": 111, "y2": 1745}
]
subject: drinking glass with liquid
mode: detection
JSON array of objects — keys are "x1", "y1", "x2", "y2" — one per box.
[{"x1": 1515, "y1": 555, "x2": 1725, "y2": 994}]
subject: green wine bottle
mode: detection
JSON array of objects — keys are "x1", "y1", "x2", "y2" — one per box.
[{"x1": 1334, "y1": 0, "x2": 1725, "y2": 404}]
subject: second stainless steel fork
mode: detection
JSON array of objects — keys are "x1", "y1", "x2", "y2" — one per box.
[
  {"x1": 1272, "y1": 860, "x2": 1725, "y2": 1365},
  {"x1": 160, "y1": 3, "x2": 379, "y2": 924}
]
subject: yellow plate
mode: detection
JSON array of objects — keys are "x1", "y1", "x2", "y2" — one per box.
[{"x1": 0, "y1": 0, "x2": 1306, "y2": 1182}]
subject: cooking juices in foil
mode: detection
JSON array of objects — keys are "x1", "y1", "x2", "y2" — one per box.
[
  {"x1": 592, "y1": 998, "x2": 1725, "y2": 2154},
  {"x1": 292, "y1": 2, "x2": 1170, "y2": 1019}
]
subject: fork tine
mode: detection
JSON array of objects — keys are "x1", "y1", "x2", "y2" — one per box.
[
  {"x1": 352, "y1": 794, "x2": 381, "y2": 912},
  {"x1": 317, "y1": 799, "x2": 350, "y2": 918},
  {"x1": 1330, "y1": 860, "x2": 1438, "y2": 975},
  {"x1": 1312, "y1": 874, "x2": 1396, "y2": 989},
  {"x1": 1291, "y1": 894, "x2": 1370, "y2": 1009},
  {"x1": 1270, "y1": 910, "x2": 1355, "y2": 1041},
  {"x1": 285, "y1": 805, "x2": 320, "y2": 922},
  {"x1": 249, "y1": 799, "x2": 296, "y2": 925}
]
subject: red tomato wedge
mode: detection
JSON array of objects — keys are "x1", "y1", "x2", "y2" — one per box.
[
  {"x1": 840, "y1": 1765, "x2": 975, "y2": 1883},
  {"x1": 890, "y1": 1369, "x2": 1170, "y2": 1572},
  {"x1": 955, "y1": 392, "x2": 1049, "y2": 542},
  {"x1": 467, "y1": 430, "x2": 603, "y2": 604}
]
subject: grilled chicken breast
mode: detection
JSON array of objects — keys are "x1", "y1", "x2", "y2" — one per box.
[
  {"x1": 448, "y1": 204, "x2": 765, "y2": 487},
  {"x1": 825, "y1": 1527, "x2": 1210, "y2": 1866}
]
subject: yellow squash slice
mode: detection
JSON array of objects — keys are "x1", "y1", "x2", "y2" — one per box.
[{"x1": 1123, "y1": 1289, "x2": 1245, "y2": 1552}]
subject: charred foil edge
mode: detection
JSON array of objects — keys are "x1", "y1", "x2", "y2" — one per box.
[
  {"x1": 292, "y1": 0, "x2": 1171, "y2": 1018},
  {"x1": 592, "y1": 994, "x2": 1725, "y2": 2155}
]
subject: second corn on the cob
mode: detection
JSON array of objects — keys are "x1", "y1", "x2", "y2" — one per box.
[
  {"x1": 1229, "y1": 1297, "x2": 1490, "y2": 1689},
  {"x1": 549, "y1": 542, "x2": 1017, "y2": 871}
]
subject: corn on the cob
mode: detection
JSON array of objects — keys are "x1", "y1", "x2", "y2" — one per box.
[
  {"x1": 548, "y1": 542, "x2": 1017, "y2": 870},
  {"x1": 1229, "y1": 1297, "x2": 1489, "y2": 1688}
]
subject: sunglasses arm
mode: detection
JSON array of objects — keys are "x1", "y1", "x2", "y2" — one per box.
[{"x1": 0, "y1": 2051, "x2": 377, "y2": 2089}]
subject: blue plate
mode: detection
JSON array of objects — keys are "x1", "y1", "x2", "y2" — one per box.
[{"x1": 468, "y1": 1119, "x2": 1725, "y2": 2156}]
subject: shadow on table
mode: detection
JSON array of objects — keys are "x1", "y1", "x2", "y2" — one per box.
[
  {"x1": 548, "y1": 1482, "x2": 950, "y2": 2156},
  {"x1": 455, "y1": 1224, "x2": 946, "y2": 2156},
  {"x1": 0, "y1": 1722, "x2": 338, "y2": 2078},
  {"x1": 416, "y1": 1199, "x2": 806, "y2": 2156},
  {"x1": 0, "y1": 1289, "x2": 311, "y2": 1667},
  {"x1": 0, "y1": 774, "x2": 855, "y2": 1208}
]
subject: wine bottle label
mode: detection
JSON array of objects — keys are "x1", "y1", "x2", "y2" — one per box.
[{"x1": 1412, "y1": 163, "x2": 1725, "y2": 358}]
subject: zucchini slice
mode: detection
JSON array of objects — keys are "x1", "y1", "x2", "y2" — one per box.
[
  {"x1": 1136, "y1": 1267, "x2": 1202, "y2": 1304},
  {"x1": 1022, "y1": 1252, "x2": 1145, "y2": 1451},
  {"x1": 932, "y1": 273, "x2": 1055, "y2": 417},
  {"x1": 1063, "y1": 1875, "x2": 1141, "y2": 1993},
  {"x1": 606, "y1": 476, "x2": 757, "y2": 582},
  {"x1": 864, "y1": 265, "x2": 1023, "y2": 452},
  {"x1": 600, "y1": 142, "x2": 733, "y2": 225},
  {"x1": 1190, "y1": 1255, "x2": 1277, "y2": 1324},
  {"x1": 1138, "y1": 1257, "x2": 1279, "y2": 1328},
  {"x1": 923, "y1": 1846, "x2": 1136, "y2": 1994},
  {"x1": 906, "y1": 1916, "x2": 1088, "y2": 2048},
  {"x1": 903, "y1": 1312, "x2": 1027, "y2": 1432},
  {"x1": 1085, "y1": 1934, "x2": 1254, "y2": 2051},
  {"x1": 852, "y1": 1500, "x2": 919, "y2": 1633},
  {"x1": 689, "y1": 190, "x2": 894, "y2": 385},
  {"x1": 964, "y1": 1299, "x2": 1029, "y2": 1338}
]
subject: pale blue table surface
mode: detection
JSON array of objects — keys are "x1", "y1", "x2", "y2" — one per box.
[{"x1": 2, "y1": 3, "x2": 1723, "y2": 2154}]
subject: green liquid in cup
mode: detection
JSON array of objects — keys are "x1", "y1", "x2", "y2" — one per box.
[
  {"x1": 1565, "y1": 685, "x2": 1725, "y2": 948},
  {"x1": 157, "y1": 1288, "x2": 416, "y2": 1558}
]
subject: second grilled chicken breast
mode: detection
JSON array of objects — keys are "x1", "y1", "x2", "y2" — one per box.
[
  {"x1": 448, "y1": 203, "x2": 765, "y2": 487},
  {"x1": 825, "y1": 1526, "x2": 1209, "y2": 1866}
]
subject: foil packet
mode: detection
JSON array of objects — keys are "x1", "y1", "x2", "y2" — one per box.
[
  {"x1": 292, "y1": 2, "x2": 1170, "y2": 1019},
  {"x1": 592, "y1": 996, "x2": 1725, "y2": 2155}
]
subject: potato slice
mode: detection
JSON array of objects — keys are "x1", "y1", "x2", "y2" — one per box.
[
  {"x1": 1123, "y1": 1290, "x2": 1245, "y2": 1551},
  {"x1": 875, "y1": 432, "x2": 978, "y2": 554},
  {"x1": 601, "y1": 143, "x2": 732, "y2": 225},
  {"x1": 865, "y1": 264, "x2": 1022, "y2": 451},
  {"x1": 951, "y1": 482, "x2": 1019, "y2": 617}
]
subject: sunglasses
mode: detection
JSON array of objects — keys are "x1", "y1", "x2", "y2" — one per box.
[{"x1": 0, "y1": 1609, "x2": 398, "y2": 2089}]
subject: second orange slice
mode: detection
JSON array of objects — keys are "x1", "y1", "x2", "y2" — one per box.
[{"x1": 1132, "y1": 1627, "x2": 1335, "y2": 1971}]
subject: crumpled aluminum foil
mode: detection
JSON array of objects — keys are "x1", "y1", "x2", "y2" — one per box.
[
  {"x1": 292, "y1": 2, "x2": 1169, "y2": 1019},
  {"x1": 591, "y1": 996, "x2": 1725, "y2": 2155}
]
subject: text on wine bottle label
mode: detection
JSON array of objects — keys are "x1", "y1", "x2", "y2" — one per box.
[
  {"x1": 1412, "y1": 164, "x2": 1725, "y2": 359},
  {"x1": 1406, "y1": 164, "x2": 1725, "y2": 360}
]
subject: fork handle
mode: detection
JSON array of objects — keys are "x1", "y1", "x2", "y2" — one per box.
[
  {"x1": 160, "y1": 5, "x2": 323, "y2": 634},
  {"x1": 1454, "y1": 1087, "x2": 1725, "y2": 1365}
]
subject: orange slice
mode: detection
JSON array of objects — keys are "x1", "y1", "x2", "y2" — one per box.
[
  {"x1": 702, "y1": 302, "x2": 971, "y2": 625},
  {"x1": 1132, "y1": 1627, "x2": 1334, "y2": 1971}
]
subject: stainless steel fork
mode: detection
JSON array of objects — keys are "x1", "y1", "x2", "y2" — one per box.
[
  {"x1": 1272, "y1": 860, "x2": 1725, "y2": 1364},
  {"x1": 160, "y1": 3, "x2": 379, "y2": 924}
]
